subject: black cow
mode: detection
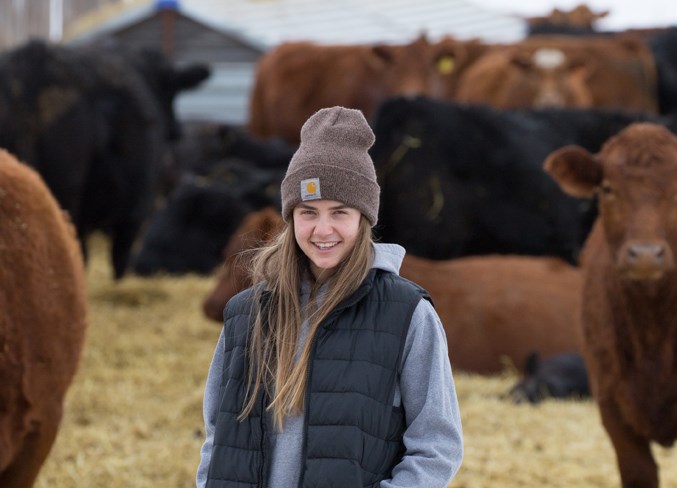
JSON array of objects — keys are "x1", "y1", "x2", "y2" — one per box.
[
  {"x1": 162, "y1": 121, "x2": 294, "y2": 196},
  {"x1": 648, "y1": 27, "x2": 677, "y2": 115},
  {"x1": 508, "y1": 352, "x2": 590, "y2": 404},
  {"x1": 132, "y1": 159, "x2": 284, "y2": 275},
  {"x1": 0, "y1": 39, "x2": 210, "y2": 279},
  {"x1": 370, "y1": 96, "x2": 677, "y2": 263}
]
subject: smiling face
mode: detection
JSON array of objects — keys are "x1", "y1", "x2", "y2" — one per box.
[{"x1": 293, "y1": 199, "x2": 362, "y2": 279}]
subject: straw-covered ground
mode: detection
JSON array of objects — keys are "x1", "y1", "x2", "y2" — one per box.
[{"x1": 34, "y1": 235, "x2": 676, "y2": 487}]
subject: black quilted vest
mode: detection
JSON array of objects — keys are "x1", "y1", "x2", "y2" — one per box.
[{"x1": 206, "y1": 268, "x2": 430, "y2": 488}]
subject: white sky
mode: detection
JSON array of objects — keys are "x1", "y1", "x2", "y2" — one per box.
[{"x1": 470, "y1": 0, "x2": 677, "y2": 31}]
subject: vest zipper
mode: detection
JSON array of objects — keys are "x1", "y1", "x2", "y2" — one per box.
[
  {"x1": 297, "y1": 272, "x2": 374, "y2": 487},
  {"x1": 296, "y1": 329, "x2": 316, "y2": 488}
]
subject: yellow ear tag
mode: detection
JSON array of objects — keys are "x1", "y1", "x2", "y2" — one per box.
[{"x1": 437, "y1": 56, "x2": 455, "y2": 75}]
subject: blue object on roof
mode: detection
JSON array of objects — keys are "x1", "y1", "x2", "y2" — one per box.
[{"x1": 155, "y1": 0, "x2": 179, "y2": 11}]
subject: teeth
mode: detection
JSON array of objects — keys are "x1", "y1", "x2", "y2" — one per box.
[{"x1": 316, "y1": 242, "x2": 337, "y2": 249}]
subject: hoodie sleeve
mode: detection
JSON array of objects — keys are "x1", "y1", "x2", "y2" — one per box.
[
  {"x1": 379, "y1": 298, "x2": 464, "y2": 488},
  {"x1": 196, "y1": 329, "x2": 225, "y2": 488}
]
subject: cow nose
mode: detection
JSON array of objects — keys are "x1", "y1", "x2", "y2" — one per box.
[
  {"x1": 621, "y1": 241, "x2": 674, "y2": 280},
  {"x1": 534, "y1": 89, "x2": 565, "y2": 108},
  {"x1": 626, "y1": 243, "x2": 666, "y2": 265}
]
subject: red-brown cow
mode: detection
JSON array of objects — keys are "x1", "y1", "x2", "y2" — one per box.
[
  {"x1": 455, "y1": 35, "x2": 658, "y2": 113},
  {"x1": 545, "y1": 122, "x2": 677, "y2": 488},
  {"x1": 526, "y1": 4, "x2": 609, "y2": 34},
  {"x1": 247, "y1": 35, "x2": 488, "y2": 145},
  {"x1": 0, "y1": 149, "x2": 87, "y2": 487},
  {"x1": 203, "y1": 207, "x2": 582, "y2": 374},
  {"x1": 202, "y1": 207, "x2": 284, "y2": 321},
  {"x1": 433, "y1": 35, "x2": 493, "y2": 100},
  {"x1": 400, "y1": 254, "x2": 582, "y2": 374}
]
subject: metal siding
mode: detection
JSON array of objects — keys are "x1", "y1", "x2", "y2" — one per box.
[{"x1": 175, "y1": 62, "x2": 257, "y2": 124}]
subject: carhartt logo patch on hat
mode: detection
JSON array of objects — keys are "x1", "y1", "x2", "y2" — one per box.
[{"x1": 301, "y1": 178, "x2": 321, "y2": 201}]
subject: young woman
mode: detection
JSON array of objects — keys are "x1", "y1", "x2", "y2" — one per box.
[{"x1": 197, "y1": 106, "x2": 463, "y2": 487}]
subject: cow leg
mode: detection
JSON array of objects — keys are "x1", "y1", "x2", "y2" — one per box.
[
  {"x1": 111, "y1": 219, "x2": 142, "y2": 280},
  {"x1": 598, "y1": 400, "x2": 658, "y2": 488},
  {"x1": 77, "y1": 227, "x2": 90, "y2": 265},
  {"x1": 0, "y1": 410, "x2": 61, "y2": 488}
]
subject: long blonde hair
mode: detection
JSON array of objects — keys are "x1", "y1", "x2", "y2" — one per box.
[{"x1": 239, "y1": 215, "x2": 374, "y2": 429}]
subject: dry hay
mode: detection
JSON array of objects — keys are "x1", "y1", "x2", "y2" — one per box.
[{"x1": 34, "y1": 234, "x2": 676, "y2": 487}]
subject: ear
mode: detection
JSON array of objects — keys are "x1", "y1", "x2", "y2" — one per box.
[
  {"x1": 544, "y1": 145, "x2": 602, "y2": 198},
  {"x1": 408, "y1": 32, "x2": 429, "y2": 48},
  {"x1": 433, "y1": 36, "x2": 469, "y2": 75},
  {"x1": 568, "y1": 60, "x2": 591, "y2": 80},
  {"x1": 262, "y1": 208, "x2": 284, "y2": 236},
  {"x1": 435, "y1": 54, "x2": 456, "y2": 75},
  {"x1": 370, "y1": 44, "x2": 394, "y2": 67},
  {"x1": 509, "y1": 51, "x2": 532, "y2": 70},
  {"x1": 174, "y1": 64, "x2": 211, "y2": 90}
]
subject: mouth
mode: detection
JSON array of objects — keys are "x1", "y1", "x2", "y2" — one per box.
[
  {"x1": 313, "y1": 241, "x2": 340, "y2": 250},
  {"x1": 622, "y1": 268, "x2": 666, "y2": 282}
]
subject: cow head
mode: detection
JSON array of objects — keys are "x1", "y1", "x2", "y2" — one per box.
[
  {"x1": 545, "y1": 123, "x2": 677, "y2": 282},
  {"x1": 528, "y1": 4, "x2": 609, "y2": 30},
  {"x1": 507, "y1": 48, "x2": 593, "y2": 109},
  {"x1": 367, "y1": 34, "x2": 431, "y2": 97},
  {"x1": 128, "y1": 49, "x2": 211, "y2": 140},
  {"x1": 431, "y1": 36, "x2": 491, "y2": 98},
  {"x1": 367, "y1": 34, "x2": 464, "y2": 100}
]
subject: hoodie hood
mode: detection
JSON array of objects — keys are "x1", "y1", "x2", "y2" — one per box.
[{"x1": 371, "y1": 243, "x2": 405, "y2": 275}]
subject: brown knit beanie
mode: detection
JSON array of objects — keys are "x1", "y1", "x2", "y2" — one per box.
[{"x1": 281, "y1": 106, "x2": 380, "y2": 226}]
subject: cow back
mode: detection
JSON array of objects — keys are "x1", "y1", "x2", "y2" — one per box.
[{"x1": 0, "y1": 149, "x2": 86, "y2": 485}]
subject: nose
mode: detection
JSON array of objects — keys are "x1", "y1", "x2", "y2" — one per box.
[
  {"x1": 534, "y1": 89, "x2": 565, "y2": 108},
  {"x1": 626, "y1": 244, "x2": 666, "y2": 270},
  {"x1": 620, "y1": 241, "x2": 674, "y2": 280},
  {"x1": 534, "y1": 78, "x2": 566, "y2": 108},
  {"x1": 627, "y1": 243, "x2": 666, "y2": 263},
  {"x1": 313, "y1": 215, "x2": 334, "y2": 236}
]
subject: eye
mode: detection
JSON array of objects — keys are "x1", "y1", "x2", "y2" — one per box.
[{"x1": 598, "y1": 181, "x2": 613, "y2": 198}]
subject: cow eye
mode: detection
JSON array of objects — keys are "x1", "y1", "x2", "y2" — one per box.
[{"x1": 598, "y1": 181, "x2": 613, "y2": 197}]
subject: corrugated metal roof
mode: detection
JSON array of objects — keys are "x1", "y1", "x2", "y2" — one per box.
[
  {"x1": 66, "y1": 0, "x2": 527, "y2": 47},
  {"x1": 183, "y1": 0, "x2": 527, "y2": 45}
]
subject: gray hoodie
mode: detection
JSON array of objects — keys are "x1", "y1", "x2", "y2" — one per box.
[{"x1": 197, "y1": 243, "x2": 463, "y2": 487}]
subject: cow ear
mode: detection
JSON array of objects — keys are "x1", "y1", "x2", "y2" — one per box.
[
  {"x1": 569, "y1": 61, "x2": 591, "y2": 80},
  {"x1": 544, "y1": 145, "x2": 602, "y2": 198},
  {"x1": 433, "y1": 38, "x2": 462, "y2": 75},
  {"x1": 371, "y1": 44, "x2": 394, "y2": 66},
  {"x1": 175, "y1": 64, "x2": 211, "y2": 90},
  {"x1": 261, "y1": 207, "x2": 283, "y2": 235},
  {"x1": 510, "y1": 51, "x2": 532, "y2": 70}
]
